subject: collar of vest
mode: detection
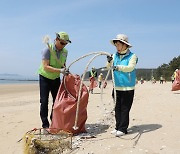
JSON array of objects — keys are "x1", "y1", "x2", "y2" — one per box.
[{"x1": 116, "y1": 49, "x2": 130, "y2": 56}]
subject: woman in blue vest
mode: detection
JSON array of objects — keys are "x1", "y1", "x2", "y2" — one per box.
[
  {"x1": 107, "y1": 34, "x2": 138, "y2": 137},
  {"x1": 38, "y1": 32, "x2": 71, "y2": 129}
]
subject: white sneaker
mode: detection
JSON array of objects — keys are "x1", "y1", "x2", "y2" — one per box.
[
  {"x1": 115, "y1": 131, "x2": 125, "y2": 137},
  {"x1": 111, "y1": 129, "x2": 117, "y2": 135}
]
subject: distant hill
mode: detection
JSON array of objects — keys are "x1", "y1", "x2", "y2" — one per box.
[
  {"x1": 83, "y1": 67, "x2": 111, "y2": 80},
  {"x1": 136, "y1": 68, "x2": 157, "y2": 80}
]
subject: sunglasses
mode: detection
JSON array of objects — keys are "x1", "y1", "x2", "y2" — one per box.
[{"x1": 59, "y1": 41, "x2": 67, "y2": 46}]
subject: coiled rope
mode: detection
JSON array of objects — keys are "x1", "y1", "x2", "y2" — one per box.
[{"x1": 65, "y1": 51, "x2": 116, "y2": 130}]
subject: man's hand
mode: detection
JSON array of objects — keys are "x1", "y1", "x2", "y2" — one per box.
[
  {"x1": 60, "y1": 68, "x2": 70, "y2": 75},
  {"x1": 60, "y1": 68, "x2": 66, "y2": 75},
  {"x1": 107, "y1": 55, "x2": 113, "y2": 63}
]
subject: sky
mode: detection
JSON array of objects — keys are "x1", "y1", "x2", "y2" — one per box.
[{"x1": 0, "y1": 0, "x2": 180, "y2": 77}]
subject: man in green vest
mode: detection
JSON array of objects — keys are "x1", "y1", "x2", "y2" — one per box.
[
  {"x1": 89, "y1": 67, "x2": 97, "y2": 94},
  {"x1": 38, "y1": 31, "x2": 71, "y2": 129}
]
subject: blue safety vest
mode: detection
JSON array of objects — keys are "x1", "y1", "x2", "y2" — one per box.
[{"x1": 113, "y1": 51, "x2": 136, "y2": 88}]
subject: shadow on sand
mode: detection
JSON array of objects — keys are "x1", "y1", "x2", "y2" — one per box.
[
  {"x1": 125, "y1": 123, "x2": 162, "y2": 146},
  {"x1": 128, "y1": 123, "x2": 162, "y2": 134},
  {"x1": 85, "y1": 123, "x2": 110, "y2": 136},
  {"x1": 173, "y1": 92, "x2": 180, "y2": 94}
]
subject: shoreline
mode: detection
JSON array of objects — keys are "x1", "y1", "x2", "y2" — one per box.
[{"x1": 0, "y1": 79, "x2": 38, "y2": 85}]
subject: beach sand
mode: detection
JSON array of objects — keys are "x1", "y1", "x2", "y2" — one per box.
[{"x1": 0, "y1": 81, "x2": 180, "y2": 154}]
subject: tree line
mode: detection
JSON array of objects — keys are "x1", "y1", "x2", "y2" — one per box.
[
  {"x1": 155, "y1": 55, "x2": 180, "y2": 81},
  {"x1": 85, "y1": 55, "x2": 180, "y2": 81},
  {"x1": 136, "y1": 55, "x2": 180, "y2": 81}
]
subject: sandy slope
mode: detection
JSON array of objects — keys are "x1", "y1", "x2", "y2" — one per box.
[{"x1": 0, "y1": 81, "x2": 180, "y2": 154}]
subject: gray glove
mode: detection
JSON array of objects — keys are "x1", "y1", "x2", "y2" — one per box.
[
  {"x1": 60, "y1": 68, "x2": 66, "y2": 75},
  {"x1": 60, "y1": 68, "x2": 70, "y2": 75}
]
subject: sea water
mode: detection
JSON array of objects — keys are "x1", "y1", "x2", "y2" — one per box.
[
  {"x1": 0, "y1": 79, "x2": 38, "y2": 84},
  {"x1": 0, "y1": 74, "x2": 38, "y2": 84}
]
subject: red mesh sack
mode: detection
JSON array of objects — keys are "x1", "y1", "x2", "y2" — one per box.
[
  {"x1": 172, "y1": 70, "x2": 180, "y2": 91},
  {"x1": 50, "y1": 74, "x2": 89, "y2": 134}
]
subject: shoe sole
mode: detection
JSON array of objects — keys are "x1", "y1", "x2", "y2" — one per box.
[{"x1": 115, "y1": 133, "x2": 125, "y2": 137}]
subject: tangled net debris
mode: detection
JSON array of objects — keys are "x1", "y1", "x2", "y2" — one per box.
[{"x1": 23, "y1": 128, "x2": 72, "y2": 154}]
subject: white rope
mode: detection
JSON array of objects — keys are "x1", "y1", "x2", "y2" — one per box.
[
  {"x1": 100, "y1": 67, "x2": 111, "y2": 113},
  {"x1": 111, "y1": 68, "x2": 117, "y2": 105},
  {"x1": 67, "y1": 51, "x2": 111, "y2": 70},
  {"x1": 73, "y1": 53, "x2": 101, "y2": 130},
  {"x1": 99, "y1": 67, "x2": 116, "y2": 115},
  {"x1": 65, "y1": 51, "x2": 115, "y2": 130}
]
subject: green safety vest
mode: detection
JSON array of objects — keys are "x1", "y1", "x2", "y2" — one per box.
[
  {"x1": 38, "y1": 44, "x2": 68, "y2": 80},
  {"x1": 90, "y1": 70, "x2": 97, "y2": 77}
]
